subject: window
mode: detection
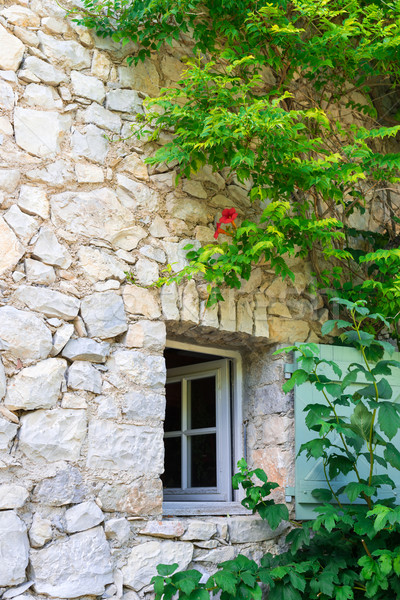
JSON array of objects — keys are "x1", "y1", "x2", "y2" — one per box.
[{"x1": 162, "y1": 341, "x2": 244, "y2": 513}]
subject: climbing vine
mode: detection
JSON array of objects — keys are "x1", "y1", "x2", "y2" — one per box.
[{"x1": 71, "y1": 0, "x2": 400, "y2": 335}]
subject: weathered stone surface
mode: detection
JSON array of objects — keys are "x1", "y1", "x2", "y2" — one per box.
[
  {"x1": 91, "y1": 49, "x2": 111, "y2": 79},
  {"x1": 124, "y1": 320, "x2": 166, "y2": 351},
  {"x1": 106, "y1": 89, "x2": 142, "y2": 113},
  {"x1": 107, "y1": 350, "x2": 166, "y2": 390},
  {"x1": 32, "y1": 466, "x2": 86, "y2": 506},
  {"x1": 31, "y1": 526, "x2": 113, "y2": 598},
  {"x1": 194, "y1": 546, "x2": 237, "y2": 563},
  {"x1": 26, "y1": 159, "x2": 74, "y2": 186},
  {"x1": 0, "y1": 359, "x2": 5, "y2": 401},
  {"x1": 5, "y1": 358, "x2": 66, "y2": 410},
  {"x1": 117, "y1": 175, "x2": 160, "y2": 212},
  {"x1": 268, "y1": 317, "x2": 309, "y2": 343},
  {"x1": 123, "y1": 285, "x2": 161, "y2": 319},
  {"x1": 122, "y1": 541, "x2": 193, "y2": 590},
  {"x1": 64, "y1": 501, "x2": 104, "y2": 533},
  {"x1": 0, "y1": 169, "x2": 20, "y2": 193},
  {"x1": 0, "y1": 417, "x2": 18, "y2": 451},
  {"x1": 105, "y1": 517, "x2": 130, "y2": 544},
  {"x1": 81, "y1": 292, "x2": 128, "y2": 339},
  {"x1": 98, "y1": 477, "x2": 162, "y2": 516},
  {"x1": 51, "y1": 323, "x2": 74, "y2": 357},
  {"x1": 23, "y1": 56, "x2": 67, "y2": 85},
  {"x1": 19, "y1": 409, "x2": 87, "y2": 462},
  {"x1": 67, "y1": 361, "x2": 102, "y2": 394},
  {"x1": 161, "y1": 282, "x2": 180, "y2": 320},
  {"x1": 29, "y1": 514, "x2": 52, "y2": 548},
  {"x1": 18, "y1": 185, "x2": 49, "y2": 219},
  {"x1": 84, "y1": 103, "x2": 121, "y2": 133},
  {"x1": 0, "y1": 306, "x2": 52, "y2": 364},
  {"x1": 0, "y1": 511, "x2": 29, "y2": 587},
  {"x1": 78, "y1": 246, "x2": 126, "y2": 282},
  {"x1": 51, "y1": 188, "x2": 135, "y2": 242},
  {"x1": 3, "y1": 4, "x2": 40, "y2": 26},
  {"x1": 181, "y1": 521, "x2": 218, "y2": 541},
  {"x1": 0, "y1": 217, "x2": 24, "y2": 276},
  {"x1": 118, "y1": 60, "x2": 159, "y2": 96},
  {"x1": 229, "y1": 517, "x2": 288, "y2": 543},
  {"x1": 14, "y1": 285, "x2": 80, "y2": 320},
  {"x1": 23, "y1": 83, "x2": 62, "y2": 109},
  {"x1": 166, "y1": 195, "x2": 209, "y2": 224},
  {"x1": 38, "y1": 32, "x2": 91, "y2": 70},
  {"x1": 140, "y1": 521, "x2": 185, "y2": 539},
  {"x1": 162, "y1": 239, "x2": 201, "y2": 273},
  {"x1": 122, "y1": 390, "x2": 165, "y2": 421},
  {"x1": 111, "y1": 225, "x2": 147, "y2": 251},
  {"x1": 2, "y1": 581, "x2": 34, "y2": 599},
  {"x1": 71, "y1": 71, "x2": 105, "y2": 103},
  {"x1": 32, "y1": 228, "x2": 72, "y2": 268},
  {"x1": 14, "y1": 107, "x2": 71, "y2": 158},
  {"x1": 4, "y1": 205, "x2": 38, "y2": 243},
  {"x1": 61, "y1": 392, "x2": 87, "y2": 410},
  {"x1": 0, "y1": 24, "x2": 25, "y2": 71},
  {"x1": 87, "y1": 420, "x2": 163, "y2": 473},
  {"x1": 75, "y1": 163, "x2": 104, "y2": 183},
  {"x1": 139, "y1": 245, "x2": 166, "y2": 263},
  {"x1": 135, "y1": 257, "x2": 159, "y2": 285},
  {"x1": 71, "y1": 124, "x2": 109, "y2": 164},
  {"x1": 63, "y1": 338, "x2": 110, "y2": 363},
  {"x1": 181, "y1": 280, "x2": 199, "y2": 324},
  {"x1": 117, "y1": 153, "x2": 148, "y2": 181},
  {"x1": 161, "y1": 55, "x2": 184, "y2": 82},
  {"x1": 0, "y1": 80, "x2": 14, "y2": 110},
  {"x1": 25, "y1": 258, "x2": 55, "y2": 285},
  {"x1": 0, "y1": 484, "x2": 29, "y2": 509}
]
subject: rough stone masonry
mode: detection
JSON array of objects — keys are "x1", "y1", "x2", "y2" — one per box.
[{"x1": 0, "y1": 1, "x2": 396, "y2": 599}]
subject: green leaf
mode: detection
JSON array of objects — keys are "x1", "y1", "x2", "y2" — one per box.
[
  {"x1": 258, "y1": 503, "x2": 289, "y2": 529},
  {"x1": 213, "y1": 571, "x2": 238, "y2": 595},
  {"x1": 335, "y1": 585, "x2": 354, "y2": 600},
  {"x1": 288, "y1": 571, "x2": 306, "y2": 592},
  {"x1": 384, "y1": 442, "x2": 400, "y2": 470},
  {"x1": 378, "y1": 401, "x2": 400, "y2": 440},
  {"x1": 344, "y1": 482, "x2": 376, "y2": 502},
  {"x1": 282, "y1": 369, "x2": 309, "y2": 393},
  {"x1": 311, "y1": 488, "x2": 333, "y2": 502},
  {"x1": 350, "y1": 402, "x2": 373, "y2": 441},
  {"x1": 358, "y1": 378, "x2": 392, "y2": 400},
  {"x1": 157, "y1": 564, "x2": 179, "y2": 576}
]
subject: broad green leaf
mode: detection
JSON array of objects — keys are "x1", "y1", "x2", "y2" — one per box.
[
  {"x1": 157, "y1": 564, "x2": 179, "y2": 576},
  {"x1": 350, "y1": 402, "x2": 373, "y2": 441},
  {"x1": 384, "y1": 442, "x2": 400, "y2": 470},
  {"x1": 378, "y1": 401, "x2": 400, "y2": 440}
]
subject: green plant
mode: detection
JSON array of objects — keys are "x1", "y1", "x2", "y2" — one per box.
[
  {"x1": 69, "y1": 0, "x2": 400, "y2": 336},
  {"x1": 150, "y1": 300, "x2": 400, "y2": 599}
]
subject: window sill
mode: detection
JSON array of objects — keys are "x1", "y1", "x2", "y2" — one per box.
[{"x1": 162, "y1": 502, "x2": 251, "y2": 516}]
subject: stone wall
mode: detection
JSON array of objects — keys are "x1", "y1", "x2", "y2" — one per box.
[{"x1": 0, "y1": 1, "x2": 390, "y2": 598}]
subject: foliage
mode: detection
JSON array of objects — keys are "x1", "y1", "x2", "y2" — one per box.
[
  {"x1": 70, "y1": 0, "x2": 400, "y2": 335},
  {"x1": 150, "y1": 301, "x2": 400, "y2": 599}
]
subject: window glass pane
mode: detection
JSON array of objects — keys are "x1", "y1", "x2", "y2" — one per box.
[
  {"x1": 189, "y1": 376, "x2": 216, "y2": 429},
  {"x1": 165, "y1": 381, "x2": 181, "y2": 432},
  {"x1": 190, "y1": 434, "x2": 217, "y2": 487},
  {"x1": 162, "y1": 437, "x2": 181, "y2": 488}
]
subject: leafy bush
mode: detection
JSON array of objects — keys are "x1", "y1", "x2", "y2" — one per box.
[{"x1": 151, "y1": 300, "x2": 400, "y2": 599}]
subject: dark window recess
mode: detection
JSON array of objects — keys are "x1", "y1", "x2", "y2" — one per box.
[{"x1": 190, "y1": 433, "x2": 217, "y2": 487}]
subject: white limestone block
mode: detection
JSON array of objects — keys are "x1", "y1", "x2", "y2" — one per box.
[
  {"x1": 78, "y1": 246, "x2": 126, "y2": 283},
  {"x1": 0, "y1": 417, "x2": 18, "y2": 451},
  {"x1": 67, "y1": 361, "x2": 102, "y2": 394},
  {"x1": 71, "y1": 124, "x2": 109, "y2": 164},
  {"x1": 135, "y1": 257, "x2": 158, "y2": 286},
  {"x1": 122, "y1": 390, "x2": 165, "y2": 421},
  {"x1": 22, "y1": 83, "x2": 62, "y2": 109},
  {"x1": 0, "y1": 24, "x2": 25, "y2": 71},
  {"x1": 123, "y1": 285, "x2": 161, "y2": 319},
  {"x1": 0, "y1": 306, "x2": 52, "y2": 364},
  {"x1": 32, "y1": 227, "x2": 71, "y2": 268},
  {"x1": 62, "y1": 338, "x2": 110, "y2": 363},
  {"x1": 0, "y1": 80, "x2": 15, "y2": 110},
  {"x1": 31, "y1": 526, "x2": 113, "y2": 597},
  {"x1": 0, "y1": 484, "x2": 29, "y2": 509},
  {"x1": 4, "y1": 205, "x2": 38, "y2": 243},
  {"x1": 64, "y1": 501, "x2": 104, "y2": 533},
  {"x1": 18, "y1": 185, "x2": 49, "y2": 219},
  {"x1": 0, "y1": 169, "x2": 20, "y2": 193},
  {"x1": 25, "y1": 258, "x2": 56, "y2": 285},
  {"x1": 37, "y1": 32, "x2": 91, "y2": 70},
  {"x1": 116, "y1": 175, "x2": 160, "y2": 211},
  {"x1": 105, "y1": 89, "x2": 142, "y2": 113},
  {"x1": 50, "y1": 323, "x2": 74, "y2": 357},
  {"x1": 80, "y1": 292, "x2": 128, "y2": 339},
  {"x1": 71, "y1": 71, "x2": 105, "y2": 103},
  {"x1": 106, "y1": 350, "x2": 165, "y2": 390},
  {"x1": 0, "y1": 511, "x2": 29, "y2": 586},
  {"x1": 19, "y1": 409, "x2": 87, "y2": 462},
  {"x1": 122, "y1": 541, "x2": 193, "y2": 590},
  {"x1": 5, "y1": 358, "x2": 66, "y2": 411},
  {"x1": 86, "y1": 420, "x2": 163, "y2": 473},
  {"x1": 22, "y1": 56, "x2": 67, "y2": 85},
  {"x1": 29, "y1": 514, "x2": 52, "y2": 548},
  {"x1": 104, "y1": 517, "x2": 130, "y2": 544},
  {"x1": 75, "y1": 163, "x2": 104, "y2": 183},
  {"x1": 0, "y1": 217, "x2": 24, "y2": 276},
  {"x1": 14, "y1": 107, "x2": 71, "y2": 158},
  {"x1": 14, "y1": 285, "x2": 80, "y2": 320}
]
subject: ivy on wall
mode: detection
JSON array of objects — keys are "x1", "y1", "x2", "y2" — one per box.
[{"x1": 71, "y1": 0, "x2": 400, "y2": 336}]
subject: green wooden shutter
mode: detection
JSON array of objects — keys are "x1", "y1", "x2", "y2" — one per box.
[{"x1": 292, "y1": 344, "x2": 400, "y2": 520}]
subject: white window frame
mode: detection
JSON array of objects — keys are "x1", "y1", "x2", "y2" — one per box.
[{"x1": 163, "y1": 340, "x2": 247, "y2": 516}]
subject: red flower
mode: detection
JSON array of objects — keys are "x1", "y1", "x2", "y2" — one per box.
[
  {"x1": 220, "y1": 208, "x2": 238, "y2": 224},
  {"x1": 214, "y1": 223, "x2": 224, "y2": 239}
]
